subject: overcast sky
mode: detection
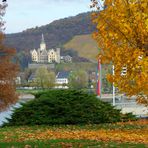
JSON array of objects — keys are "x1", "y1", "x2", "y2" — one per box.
[{"x1": 3, "y1": 0, "x2": 91, "y2": 34}]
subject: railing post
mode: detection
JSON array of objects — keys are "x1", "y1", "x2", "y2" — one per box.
[{"x1": 112, "y1": 65, "x2": 115, "y2": 106}]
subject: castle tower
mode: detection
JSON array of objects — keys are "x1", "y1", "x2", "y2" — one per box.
[
  {"x1": 40, "y1": 34, "x2": 46, "y2": 51},
  {"x1": 56, "y1": 48, "x2": 61, "y2": 63}
]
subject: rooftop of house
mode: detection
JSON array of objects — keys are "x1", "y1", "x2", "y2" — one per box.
[
  {"x1": 56, "y1": 71, "x2": 70, "y2": 79},
  {"x1": 28, "y1": 73, "x2": 36, "y2": 81}
]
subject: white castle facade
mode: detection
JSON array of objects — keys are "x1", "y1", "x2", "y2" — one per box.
[{"x1": 30, "y1": 34, "x2": 60, "y2": 63}]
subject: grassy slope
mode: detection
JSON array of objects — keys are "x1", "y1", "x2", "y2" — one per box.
[{"x1": 64, "y1": 34, "x2": 99, "y2": 62}]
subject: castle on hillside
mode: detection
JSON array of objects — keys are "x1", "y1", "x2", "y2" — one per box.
[{"x1": 30, "y1": 34, "x2": 60, "y2": 63}]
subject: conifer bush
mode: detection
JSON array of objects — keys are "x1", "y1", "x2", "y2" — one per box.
[{"x1": 4, "y1": 90, "x2": 136, "y2": 126}]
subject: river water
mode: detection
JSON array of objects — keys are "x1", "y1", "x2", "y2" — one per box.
[
  {"x1": 0, "y1": 94, "x2": 35, "y2": 126},
  {"x1": 0, "y1": 102, "x2": 22, "y2": 126}
]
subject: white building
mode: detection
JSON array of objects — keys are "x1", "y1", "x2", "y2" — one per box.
[
  {"x1": 60, "y1": 55, "x2": 72, "y2": 63},
  {"x1": 30, "y1": 34, "x2": 60, "y2": 63},
  {"x1": 55, "y1": 71, "x2": 70, "y2": 89}
]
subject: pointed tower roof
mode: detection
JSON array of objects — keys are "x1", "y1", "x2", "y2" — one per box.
[
  {"x1": 41, "y1": 33, "x2": 45, "y2": 43},
  {"x1": 40, "y1": 33, "x2": 46, "y2": 51}
]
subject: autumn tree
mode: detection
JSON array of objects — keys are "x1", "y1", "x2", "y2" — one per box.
[
  {"x1": 91, "y1": 0, "x2": 148, "y2": 105},
  {"x1": 35, "y1": 66, "x2": 55, "y2": 89},
  {"x1": 68, "y1": 70, "x2": 88, "y2": 89},
  {"x1": 0, "y1": 2, "x2": 18, "y2": 111}
]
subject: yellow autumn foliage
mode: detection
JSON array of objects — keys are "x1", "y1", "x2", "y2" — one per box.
[
  {"x1": 91, "y1": 0, "x2": 148, "y2": 105},
  {"x1": 0, "y1": 120, "x2": 148, "y2": 144}
]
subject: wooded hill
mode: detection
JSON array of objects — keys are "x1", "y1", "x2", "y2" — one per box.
[
  {"x1": 4, "y1": 12, "x2": 98, "y2": 69},
  {"x1": 4, "y1": 12, "x2": 95, "y2": 52}
]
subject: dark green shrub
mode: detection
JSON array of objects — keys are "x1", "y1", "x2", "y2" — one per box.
[
  {"x1": 3, "y1": 90, "x2": 135, "y2": 126},
  {"x1": 121, "y1": 113, "x2": 137, "y2": 122}
]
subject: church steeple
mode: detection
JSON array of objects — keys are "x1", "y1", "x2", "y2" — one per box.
[
  {"x1": 41, "y1": 33, "x2": 45, "y2": 43},
  {"x1": 40, "y1": 33, "x2": 46, "y2": 50}
]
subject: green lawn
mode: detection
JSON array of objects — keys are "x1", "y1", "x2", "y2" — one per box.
[
  {"x1": 0, "y1": 121, "x2": 148, "y2": 147},
  {"x1": 16, "y1": 89, "x2": 42, "y2": 94},
  {"x1": 0, "y1": 140, "x2": 147, "y2": 148}
]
